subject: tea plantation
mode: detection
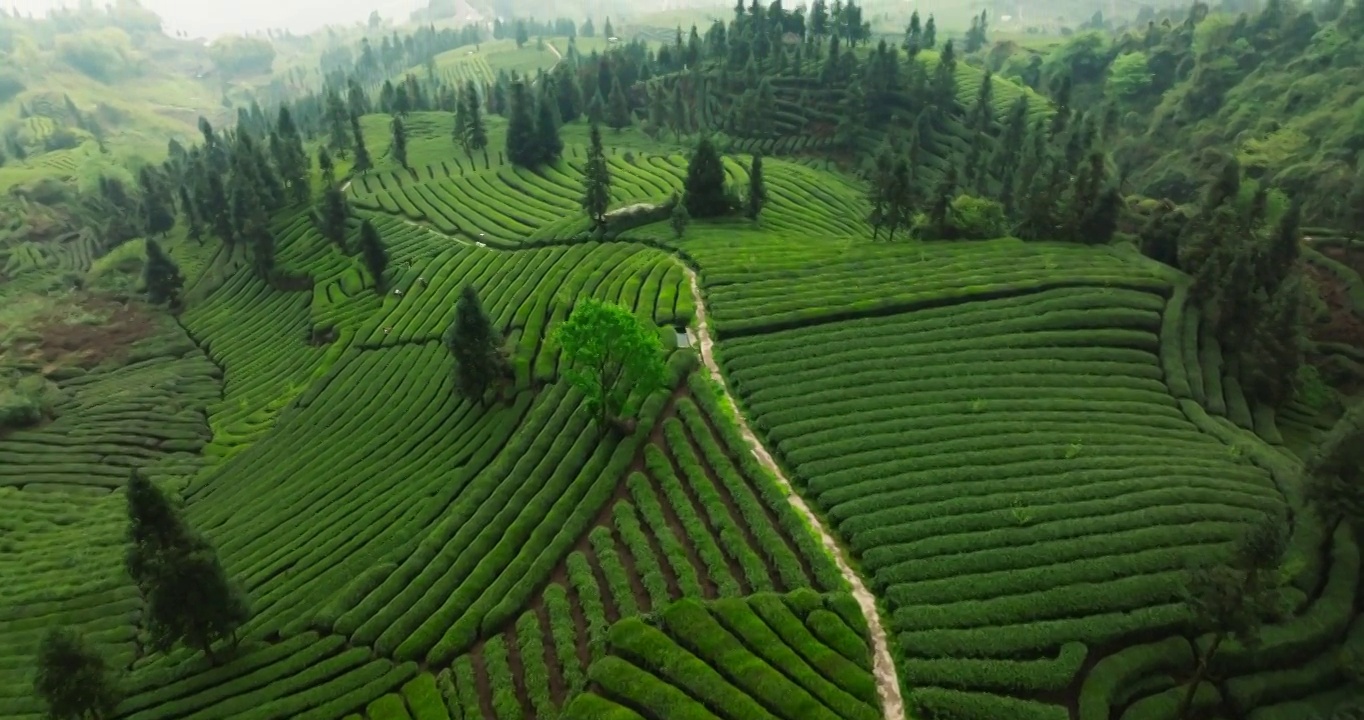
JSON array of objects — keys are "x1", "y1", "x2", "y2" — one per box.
[{"x1": 2, "y1": 117, "x2": 1359, "y2": 720}]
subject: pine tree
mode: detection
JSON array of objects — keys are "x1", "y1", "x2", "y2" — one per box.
[
  {"x1": 670, "y1": 196, "x2": 691, "y2": 237},
  {"x1": 586, "y1": 88, "x2": 606, "y2": 124},
  {"x1": 555, "y1": 63, "x2": 584, "y2": 122},
  {"x1": 143, "y1": 239, "x2": 184, "y2": 307},
  {"x1": 683, "y1": 136, "x2": 731, "y2": 218},
  {"x1": 465, "y1": 81, "x2": 488, "y2": 162},
  {"x1": 318, "y1": 147, "x2": 335, "y2": 186},
  {"x1": 33, "y1": 628, "x2": 120, "y2": 720},
  {"x1": 670, "y1": 81, "x2": 688, "y2": 140},
  {"x1": 358, "y1": 220, "x2": 388, "y2": 293},
  {"x1": 139, "y1": 167, "x2": 176, "y2": 236},
  {"x1": 390, "y1": 115, "x2": 408, "y2": 168},
  {"x1": 179, "y1": 185, "x2": 203, "y2": 243},
  {"x1": 319, "y1": 184, "x2": 349, "y2": 250},
  {"x1": 534, "y1": 86, "x2": 564, "y2": 163},
  {"x1": 506, "y1": 81, "x2": 539, "y2": 166},
  {"x1": 607, "y1": 77, "x2": 632, "y2": 130},
  {"x1": 125, "y1": 472, "x2": 250, "y2": 664},
  {"x1": 124, "y1": 470, "x2": 192, "y2": 590},
  {"x1": 582, "y1": 123, "x2": 612, "y2": 229},
  {"x1": 144, "y1": 540, "x2": 251, "y2": 665},
  {"x1": 446, "y1": 285, "x2": 512, "y2": 405},
  {"x1": 746, "y1": 152, "x2": 766, "y2": 221},
  {"x1": 351, "y1": 111, "x2": 372, "y2": 172},
  {"x1": 887, "y1": 155, "x2": 916, "y2": 240},
  {"x1": 325, "y1": 90, "x2": 352, "y2": 158},
  {"x1": 453, "y1": 87, "x2": 470, "y2": 155},
  {"x1": 275, "y1": 107, "x2": 310, "y2": 204}
]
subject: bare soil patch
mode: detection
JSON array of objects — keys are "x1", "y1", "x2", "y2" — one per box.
[{"x1": 2, "y1": 293, "x2": 158, "y2": 371}]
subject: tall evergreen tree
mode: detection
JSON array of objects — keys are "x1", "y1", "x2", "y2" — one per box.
[
  {"x1": 144, "y1": 541, "x2": 250, "y2": 665},
  {"x1": 275, "y1": 107, "x2": 310, "y2": 204},
  {"x1": 534, "y1": 89, "x2": 564, "y2": 163},
  {"x1": 446, "y1": 285, "x2": 512, "y2": 405},
  {"x1": 606, "y1": 77, "x2": 632, "y2": 130},
  {"x1": 453, "y1": 87, "x2": 470, "y2": 155},
  {"x1": 554, "y1": 62, "x2": 584, "y2": 122},
  {"x1": 506, "y1": 81, "x2": 539, "y2": 166},
  {"x1": 319, "y1": 184, "x2": 349, "y2": 250},
  {"x1": 746, "y1": 152, "x2": 766, "y2": 220},
  {"x1": 139, "y1": 167, "x2": 176, "y2": 236},
  {"x1": 33, "y1": 628, "x2": 119, "y2": 720},
  {"x1": 582, "y1": 123, "x2": 612, "y2": 228},
  {"x1": 358, "y1": 220, "x2": 388, "y2": 293},
  {"x1": 465, "y1": 81, "x2": 489, "y2": 162},
  {"x1": 178, "y1": 185, "x2": 203, "y2": 243},
  {"x1": 586, "y1": 88, "x2": 607, "y2": 124},
  {"x1": 124, "y1": 472, "x2": 250, "y2": 665},
  {"x1": 142, "y1": 239, "x2": 184, "y2": 307},
  {"x1": 325, "y1": 90, "x2": 352, "y2": 158},
  {"x1": 683, "y1": 136, "x2": 731, "y2": 218},
  {"x1": 390, "y1": 115, "x2": 408, "y2": 168},
  {"x1": 351, "y1": 111, "x2": 372, "y2": 172},
  {"x1": 670, "y1": 81, "x2": 689, "y2": 140}
]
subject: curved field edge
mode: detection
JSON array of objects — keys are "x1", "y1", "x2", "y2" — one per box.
[{"x1": 702, "y1": 241, "x2": 1358, "y2": 718}]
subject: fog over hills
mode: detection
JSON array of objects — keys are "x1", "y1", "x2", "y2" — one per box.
[{"x1": 6, "y1": 0, "x2": 434, "y2": 38}]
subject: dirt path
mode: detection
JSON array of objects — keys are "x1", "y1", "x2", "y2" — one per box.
[
  {"x1": 546, "y1": 40, "x2": 563, "y2": 62},
  {"x1": 682, "y1": 267, "x2": 906, "y2": 720}
]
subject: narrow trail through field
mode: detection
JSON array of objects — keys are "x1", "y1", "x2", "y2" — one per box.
[{"x1": 682, "y1": 266, "x2": 906, "y2": 720}]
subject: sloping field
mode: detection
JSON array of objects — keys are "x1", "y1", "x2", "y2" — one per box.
[
  {"x1": 715, "y1": 244, "x2": 1359, "y2": 718},
  {"x1": 348, "y1": 150, "x2": 867, "y2": 246},
  {"x1": 561, "y1": 592, "x2": 880, "y2": 720}
]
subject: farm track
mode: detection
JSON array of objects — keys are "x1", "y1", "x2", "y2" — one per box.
[{"x1": 682, "y1": 266, "x2": 907, "y2": 720}]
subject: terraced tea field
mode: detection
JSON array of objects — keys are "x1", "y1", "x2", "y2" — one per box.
[{"x1": 1, "y1": 121, "x2": 1358, "y2": 720}]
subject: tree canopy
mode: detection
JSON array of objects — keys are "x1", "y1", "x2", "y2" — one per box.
[{"x1": 555, "y1": 299, "x2": 667, "y2": 429}]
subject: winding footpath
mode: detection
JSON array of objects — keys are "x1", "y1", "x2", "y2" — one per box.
[{"x1": 683, "y1": 267, "x2": 906, "y2": 720}]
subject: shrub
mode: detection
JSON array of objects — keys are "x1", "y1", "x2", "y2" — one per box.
[
  {"x1": 948, "y1": 195, "x2": 1009, "y2": 239},
  {"x1": 0, "y1": 373, "x2": 64, "y2": 429}
]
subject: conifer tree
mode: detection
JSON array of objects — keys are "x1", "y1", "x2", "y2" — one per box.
[
  {"x1": 318, "y1": 147, "x2": 335, "y2": 186},
  {"x1": 33, "y1": 628, "x2": 119, "y2": 720},
  {"x1": 325, "y1": 90, "x2": 352, "y2": 158},
  {"x1": 139, "y1": 167, "x2": 176, "y2": 236},
  {"x1": 446, "y1": 285, "x2": 512, "y2": 406},
  {"x1": 746, "y1": 152, "x2": 766, "y2": 221},
  {"x1": 179, "y1": 185, "x2": 203, "y2": 243},
  {"x1": 582, "y1": 123, "x2": 612, "y2": 229},
  {"x1": 465, "y1": 81, "x2": 488, "y2": 162},
  {"x1": 390, "y1": 115, "x2": 408, "y2": 168},
  {"x1": 534, "y1": 90, "x2": 564, "y2": 163},
  {"x1": 886, "y1": 155, "x2": 915, "y2": 240},
  {"x1": 506, "y1": 81, "x2": 539, "y2": 166},
  {"x1": 683, "y1": 135, "x2": 731, "y2": 218},
  {"x1": 143, "y1": 239, "x2": 184, "y2": 307},
  {"x1": 144, "y1": 541, "x2": 250, "y2": 665},
  {"x1": 358, "y1": 220, "x2": 387, "y2": 293},
  {"x1": 453, "y1": 87, "x2": 469, "y2": 155},
  {"x1": 319, "y1": 183, "x2": 349, "y2": 250},
  {"x1": 670, "y1": 81, "x2": 688, "y2": 140},
  {"x1": 607, "y1": 77, "x2": 632, "y2": 130},
  {"x1": 124, "y1": 472, "x2": 250, "y2": 665},
  {"x1": 670, "y1": 196, "x2": 690, "y2": 238},
  {"x1": 555, "y1": 62, "x2": 584, "y2": 122},
  {"x1": 351, "y1": 111, "x2": 372, "y2": 172},
  {"x1": 586, "y1": 88, "x2": 606, "y2": 124},
  {"x1": 275, "y1": 107, "x2": 310, "y2": 204}
]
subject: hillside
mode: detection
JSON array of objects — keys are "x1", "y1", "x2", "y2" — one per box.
[{"x1": 3, "y1": 2, "x2": 1364, "y2": 720}]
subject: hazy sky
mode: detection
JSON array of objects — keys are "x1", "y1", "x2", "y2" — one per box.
[{"x1": 6, "y1": 0, "x2": 429, "y2": 38}]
